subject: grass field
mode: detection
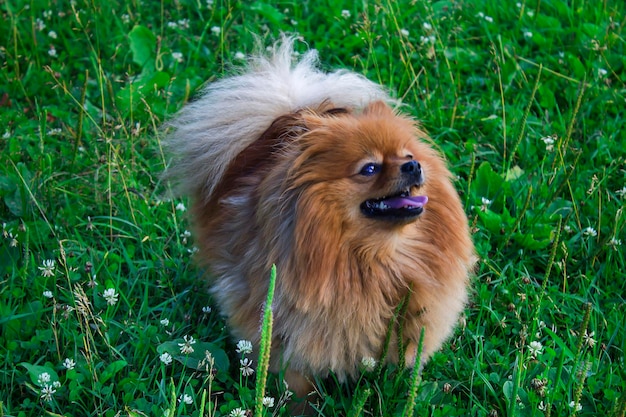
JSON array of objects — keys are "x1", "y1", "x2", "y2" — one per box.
[{"x1": 1, "y1": 0, "x2": 625, "y2": 416}]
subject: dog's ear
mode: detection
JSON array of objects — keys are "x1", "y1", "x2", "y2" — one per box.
[{"x1": 362, "y1": 100, "x2": 394, "y2": 116}]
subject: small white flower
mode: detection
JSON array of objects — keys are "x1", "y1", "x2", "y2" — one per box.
[
  {"x1": 2, "y1": 130, "x2": 10, "y2": 139},
  {"x1": 9, "y1": 232, "x2": 18, "y2": 247},
  {"x1": 175, "y1": 202, "x2": 186, "y2": 212},
  {"x1": 40, "y1": 385, "x2": 56, "y2": 401},
  {"x1": 616, "y1": 186, "x2": 626, "y2": 197},
  {"x1": 43, "y1": 10, "x2": 53, "y2": 19},
  {"x1": 527, "y1": 10, "x2": 534, "y2": 17},
  {"x1": 541, "y1": 135, "x2": 556, "y2": 151},
  {"x1": 234, "y1": 51, "x2": 245, "y2": 60},
  {"x1": 160, "y1": 352, "x2": 173, "y2": 365},
  {"x1": 479, "y1": 197, "x2": 492, "y2": 212},
  {"x1": 240, "y1": 358, "x2": 254, "y2": 376},
  {"x1": 177, "y1": 19, "x2": 190, "y2": 29},
  {"x1": 423, "y1": 22, "x2": 432, "y2": 31},
  {"x1": 52, "y1": 380, "x2": 61, "y2": 388},
  {"x1": 160, "y1": 318, "x2": 170, "y2": 326},
  {"x1": 211, "y1": 26, "x2": 221, "y2": 35},
  {"x1": 43, "y1": 290, "x2": 54, "y2": 299},
  {"x1": 528, "y1": 340, "x2": 543, "y2": 356},
  {"x1": 39, "y1": 259, "x2": 56, "y2": 277},
  {"x1": 477, "y1": 12, "x2": 485, "y2": 18},
  {"x1": 179, "y1": 335, "x2": 196, "y2": 354},
  {"x1": 597, "y1": 68, "x2": 608, "y2": 78},
  {"x1": 102, "y1": 288, "x2": 119, "y2": 305},
  {"x1": 236, "y1": 340, "x2": 253, "y2": 354},
  {"x1": 516, "y1": 2, "x2": 522, "y2": 7},
  {"x1": 63, "y1": 358, "x2": 76, "y2": 370},
  {"x1": 37, "y1": 372, "x2": 51, "y2": 385},
  {"x1": 583, "y1": 331, "x2": 596, "y2": 348},
  {"x1": 202, "y1": 306, "x2": 212, "y2": 314},
  {"x1": 167, "y1": 21, "x2": 178, "y2": 29},
  {"x1": 569, "y1": 401, "x2": 582, "y2": 411},
  {"x1": 35, "y1": 18, "x2": 46, "y2": 31},
  {"x1": 121, "y1": 14, "x2": 130, "y2": 24},
  {"x1": 400, "y1": 28, "x2": 409, "y2": 37},
  {"x1": 523, "y1": 30, "x2": 533, "y2": 38},
  {"x1": 361, "y1": 356, "x2": 377, "y2": 372},
  {"x1": 484, "y1": 15, "x2": 493, "y2": 23},
  {"x1": 608, "y1": 237, "x2": 622, "y2": 247},
  {"x1": 538, "y1": 401, "x2": 546, "y2": 411},
  {"x1": 262, "y1": 396, "x2": 275, "y2": 407},
  {"x1": 48, "y1": 46, "x2": 57, "y2": 57},
  {"x1": 583, "y1": 227, "x2": 597, "y2": 237},
  {"x1": 172, "y1": 52, "x2": 184, "y2": 63},
  {"x1": 341, "y1": 9, "x2": 351, "y2": 18},
  {"x1": 179, "y1": 394, "x2": 193, "y2": 404},
  {"x1": 229, "y1": 408, "x2": 247, "y2": 417},
  {"x1": 48, "y1": 30, "x2": 57, "y2": 39}
]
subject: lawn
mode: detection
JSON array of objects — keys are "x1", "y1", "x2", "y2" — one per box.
[{"x1": 1, "y1": 0, "x2": 625, "y2": 416}]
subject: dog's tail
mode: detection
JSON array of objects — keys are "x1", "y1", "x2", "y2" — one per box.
[{"x1": 163, "y1": 35, "x2": 392, "y2": 200}]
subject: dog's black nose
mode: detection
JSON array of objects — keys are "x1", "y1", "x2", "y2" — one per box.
[{"x1": 401, "y1": 160, "x2": 421, "y2": 175}]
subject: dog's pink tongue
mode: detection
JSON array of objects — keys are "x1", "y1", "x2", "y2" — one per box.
[{"x1": 385, "y1": 195, "x2": 428, "y2": 209}]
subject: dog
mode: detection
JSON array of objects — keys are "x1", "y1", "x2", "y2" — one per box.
[{"x1": 164, "y1": 36, "x2": 475, "y2": 399}]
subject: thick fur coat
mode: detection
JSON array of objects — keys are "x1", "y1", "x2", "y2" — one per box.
[{"x1": 164, "y1": 37, "x2": 475, "y2": 396}]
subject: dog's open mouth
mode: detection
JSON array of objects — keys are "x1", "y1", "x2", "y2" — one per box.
[{"x1": 360, "y1": 189, "x2": 428, "y2": 220}]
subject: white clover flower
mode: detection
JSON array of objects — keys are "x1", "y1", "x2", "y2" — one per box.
[
  {"x1": 234, "y1": 51, "x2": 245, "y2": 60},
  {"x1": 179, "y1": 394, "x2": 193, "y2": 405},
  {"x1": 172, "y1": 52, "x2": 184, "y2": 63},
  {"x1": 175, "y1": 202, "x2": 186, "y2": 212},
  {"x1": 229, "y1": 408, "x2": 247, "y2": 417},
  {"x1": 121, "y1": 14, "x2": 130, "y2": 24},
  {"x1": 528, "y1": 340, "x2": 543, "y2": 356},
  {"x1": 179, "y1": 335, "x2": 196, "y2": 354},
  {"x1": 48, "y1": 30, "x2": 57, "y2": 39},
  {"x1": 608, "y1": 237, "x2": 622, "y2": 247},
  {"x1": 527, "y1": 10, "x2": 534, "y2": 17},
  {"x1": 341, "y1": 9, "x2": 351, "y2": 18},
  {"x1": 583, "y1": 331, "x2": 596, "y2": 348},
  {"x1": 160, "y1": 318, "x2": 170, "y2": 326},
  {"x1": 262, "y1": 396, "x2": 275, "y2": 407},
  {"x1": 63, "y1": 358, "x2": 76, "y2": 370},
  {"x1": 516, "y1": 2, "x2": 522, "y2": 7},
  {"x1": 178, "y1": 19, "x2": 190, "y2": 29},
  {"x1": 37, "y1": 372, "x2": 51, "y2": 385},
  {"x1": 35, "y1": 18, "x2": 46, "y2": 31},
  {"x1": 43, "y1": 290, "x2": 54, "y2": 299},
  {"x1": 484, "y1": 15, "x2": 493, "y2": 23},
  {"x1": 40, "y1": 385, "x2": 56, "y2": 401},
  {"x1": 569, "y1": 401, "x2": 582, "y2": 411},
  {"x1": 160, "y1": 352, "x2": 173, "y2": 365},
  {"x1": 476, "y1": 12, "x2": 485, "y2": 18},
  {"x1": 400, "y1": 28, "x2": 409, "y2": 37},
  {"x1": 39, "y1": 259, "x2": 56, "y2": 277},
  {"x1": 9, "y1": 233, "x2": 18, "y2": 247},
  {"x1": 102, "y1": 288, "x2": 119, "y2": 305},
  {"x1": 361, "y1": 356, "x2": 377, "y2": 372},
  {"x1": 583, "y1": 227, "x2": 597, "y2": 237},
  {"x1": 541, "y1": 135, "x2": 556, "y2": 151},
  {"x1": 423, "y1": 22, "x2": 432, "y2": 31},
  {"x1": 202, "y1": 306, "x2": 212, "y2": 314},
  {"x1": 523, "y1": 30, "x2": 533, "y2": 38},
  {"x1": 598, "y1": 68, "x2": 608, "y2": 78},
  {"x1": 167, "y1": 21, "x2": 178, "y2": 29},
  {"x1": 211, "y1": 26, "x2": 221, "y2": 35},
  {"x1": 236, "y1": 340, "x2": 253, "y2": 354},
  {"x1": 538, "y1": 401, "x2": 546, "y2": 411},
  {"x1": 240, "y1": 358, "x2": 254, "y2": 376},
  {"x1": 48, "y1": 46, "x2": 57, "y2": 57}
]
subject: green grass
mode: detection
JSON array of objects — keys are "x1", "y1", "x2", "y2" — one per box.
[{"x1": 1, "y1": 0, "x2": 625, "y2": 416}]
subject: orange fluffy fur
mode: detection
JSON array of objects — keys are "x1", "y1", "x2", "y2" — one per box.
[{"x1": 164, "y1": 38, "x2": 475, "y2": 398}]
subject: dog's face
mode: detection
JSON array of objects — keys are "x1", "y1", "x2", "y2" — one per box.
[{"x1": 286, "y1": 101, "x2": 435, "y2": 233}]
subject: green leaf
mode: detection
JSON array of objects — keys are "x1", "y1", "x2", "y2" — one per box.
[
  {"x1": 100, "y1": 360, "x2": 128, "y2": 385},
  {"x1": 248, "y1": 2, "x2": 285, "y2": 25},
  {"x1": 20, "y1": 363, "x2": 59, "y2": 387},
  {"x1": 128, "y1": 25, "x2": 156, "y2": 71},
  {"x1": 157, "y1": 341, "x2": 230, "y2": 372}
]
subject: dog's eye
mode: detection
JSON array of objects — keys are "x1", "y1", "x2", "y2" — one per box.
[{"x1": 359, "y1": 163, "x2": 381, "y2": 176}]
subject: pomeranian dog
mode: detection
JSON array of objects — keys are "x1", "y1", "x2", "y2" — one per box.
[{"x1": 164, "y1": 37, "x2": 475, "y2": 398}]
